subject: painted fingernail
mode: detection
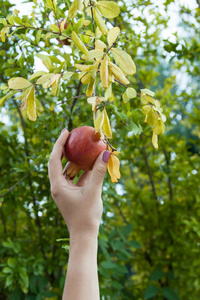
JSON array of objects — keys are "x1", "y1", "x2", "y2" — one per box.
[
  {"x1": 61, "y1": 128, "x2": 67, "y2": 134},
  {"x1": 102, "y1": 151, "x2": 111, "y2": 163}
]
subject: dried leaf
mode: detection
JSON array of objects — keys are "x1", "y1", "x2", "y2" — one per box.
[
  {"x1": 111, "y1": 48, "x2": 136, "y2": 75},
  {"x1": 108, "y1": 153, "x2": 121, "y2": 183},
  {"x1": 107, "y1": 27, "x2": 120, "y2": 47}
]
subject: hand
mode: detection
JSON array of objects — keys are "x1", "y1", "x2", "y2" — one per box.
[{"x1": 48, "y1": 129, "x2": 110, "y2": 239}]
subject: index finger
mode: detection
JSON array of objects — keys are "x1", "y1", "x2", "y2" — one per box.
[{"x1": 48, "y1": 129, "x2": 69, "y2": 184}]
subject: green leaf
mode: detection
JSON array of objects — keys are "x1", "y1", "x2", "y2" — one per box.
[
  {"x1": 111, "y1": 48, "x2": 136, "y2": 75},
  {"x1": 141, "y1": 89, "x2": 155, "y2": 97},
  {"x1": 8, "y1": 78, "x2": 32, "y2": 90},
  {"x1": 13, "y1": 16, "x2": 23, "y2": 25},
  {"x1": 72, "y1": 31, "x2": 88, "y2": 55},
  {"x1": 161, "y1": 287, "x2": 180, "y2": 300},
  {"x1": 0, "y1": 18, "x2": 7, "y2": 26},
  {"x1": 36, "y1": 53, "x2": 52, "y2": 71},
  {"x1": 29, "y1": 71, "x2": 47, "y2": 81},
  {"x1": 3, "y1": 267, "x2": 12, "y2": 274},
  {"x1": 45, "y1": 0, "x2": 56, "y2": 10},
  {"x1": 96, "y1": 1, "x2": 120, "y2": 18},
  {"x1": 129, "y1": 240, "x2": 142, "y2": 249},
  {"x1": 149, "y1": 269, "x2": 164, "y2": 281},
  {"x1": 101, "y1": 261, "x2": 116, "y2": 269},
  {"x1": 68, "y1": 0, "x2": 78, "y2": 18},
  {"x1": 144, "y1": 285, "x2": 159, "y2": 299},
  {"x1": 62, "y1": 72, "x2": 74, "y2": 80}
]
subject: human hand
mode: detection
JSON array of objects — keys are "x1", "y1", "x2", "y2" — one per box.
[{"x1": 48, "y1": 128, "x2": 110, "y2": 240}]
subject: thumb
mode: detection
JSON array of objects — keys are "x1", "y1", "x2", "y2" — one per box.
[{"x1": 87, "y1": 150, "x2": 111, "y2": 188}]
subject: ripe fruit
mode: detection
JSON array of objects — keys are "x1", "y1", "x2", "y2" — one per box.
[
  {"x1": 64, "y1": 126, "x2": 107, "y2": 179},
  {"x1": 56, "y1": 20, "x2": 71, "y2": 46}
]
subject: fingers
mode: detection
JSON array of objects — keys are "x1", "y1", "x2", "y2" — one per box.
[
  {"x1": 76, "y1": 171, "x2": 91, "y2": 187},
  {"x1": 48, "y1": 129, "x2": 69, "y2": 185},
  {"x1": 86, "y1": 150, "x2": 110, "y2": 190}
]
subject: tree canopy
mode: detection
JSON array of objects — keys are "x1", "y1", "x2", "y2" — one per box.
[{"x1": 0, "y1": 0, "x2": 199, "y2": 299}]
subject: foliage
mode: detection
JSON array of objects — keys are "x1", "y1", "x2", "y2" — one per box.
[{"x1": 0, "y1": 0, "x2": 200, "y2": 299}]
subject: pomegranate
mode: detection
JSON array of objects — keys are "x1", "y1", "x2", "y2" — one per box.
[{"x1": 64, "y1": 126, "x2": 107, "y2": 178}]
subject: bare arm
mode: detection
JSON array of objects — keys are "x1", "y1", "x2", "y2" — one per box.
[{"x1": 48, "y1": 129, "x2": 110, "y2": 300}]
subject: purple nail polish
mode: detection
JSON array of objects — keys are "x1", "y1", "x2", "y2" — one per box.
[
  {"x1": 61, "y1": 128, "x2": 66, "y2": 134},
  {"x1": 102, "y1": 151, "x2": 111, "y2": 163}
]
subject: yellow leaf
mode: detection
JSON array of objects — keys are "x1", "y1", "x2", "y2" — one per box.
[
  {"x1": 141, "y1": 88, "x2": 155, "y2": 97},
  {"x1": 8, "y1": 77, "x2": 32, "y2": 90},
  {"x1": 29, "y1": 71, "x2": 47, "y2": 81},
  {"x1": 36, "y1": 73, "x2": 54, "y2": 87},
  {"x1": 72, "y1": 31, "x2": 88, "y2": 55},
  {"x1": 111, "y1": 48, "x2": 136, "y2": 75},
  {"x1": 51, "y1": 74, "x2": 61, "y2": 96},
  {"x1": 46, "y1": 0, "x2": 56, "y2": 10},
  {"x1": 93, "y1": 7, "x2": 108, "y2": 35},
  {"x1": 75, "y1": 63, "x2": 93, "y2": 71},
  {"x1": 102, "y1": 108, "x2": 112, "y2": 138},
  {"x1": 68, "y1": 0, "x2": 78, "y2": 18},
  {"x1": 27, "y1": 86, "x2": 37, "y2": 121},
  {"x1": 152, "y1": 132, "x2": 158, "y2": 149},
  {"x1": 105, "y1": 83, "x2": 112, "y2": 100},
  {"x1": 153, "y1": 120, "x2": 165, "y2": 135},
  {"x1": 87, "y1": 96, "x2": 105, "y2": 111},
  {"x1": 108, "y1": 153, "x2": 121, "y2": 183},
  {"x1": 86, "y1": 77, "x2": 95, "y2": 97},
  {"x1": 95, "y1": 39, "x2": 107, "y2": 50},
  {"x1": 142, "y1": 105, "x2": 151, "y2": 115},
  {"x1": 94, "y1": 110, "x2": 104, "y2": 132},
  {"x1": 100, "y1": 55, "x2": 108, "y2": 88},
  {"x1": 62, "y1": 72, "x2": 74, "y2": 80},
  {"x1": 122, "y1": 87, "x2": 137, "y2": 103},
  {"x1": 36, "y1": 53, "x2": 52, "y2": 71},
  {"x1": 141, "y1": 93, "x2": 155, "y2": 105},
  {"x1": 96, "y1": 1, "x2": 120, "y2": 18},
  {"x1": 86, "y1": 49, "x2": 104, "y2": 60},
  {"x1": 147, "y1": 109, "x2": 158, "y2": 128},
  {"x1": 81, "y1": 72, "x2": 91, "y2": 84},
  {"x1": 107, "y1": 27, "x2": 120, "y2": 47},
  {"x1": 84, "y1": 0, "x2": 89, "y2": 6},
  {"x1": 108, "y1": 62, "x2": 130, "y2": 85}
]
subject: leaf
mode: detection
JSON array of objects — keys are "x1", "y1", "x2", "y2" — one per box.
[
  {"x1": 45, "y1": 0, "x2": 56, "y2": 10},
  {"x1": 105, "y1": 83, "x2": 112, "y2": 100},
  {"x1": 62, "y1": 72, "x2": 74, "y2": 80},
  {"x1": 95, "y1": 39, "x2": 107, "y2": 50},
  {"x1": 8, "y1": 78, "x2": 32, "y2": 90},
  {"x1": 153, "y1": 120, "x2": 165, "y2": 135},
  {"x1": 108, "y1": 62, "x2": 130, "y2": 85},
  {"x1": 102, "y1": 108, "x2": 112, "y2": 138},
  {"x1": 149, "y1": 269, "x2": 164, "y2": 281},
  {"x1": 123, "y1": 87, "x2": 137, "y2": 103},
  {"x1": 86, "y1": 49, "x2": 104, "y2": 60},
  {"x1": 108, "y1": 153, "x2": 121, "y2": 183},
  {"x1": 1, "y1": 27, "x2": 9, "y2": 42},
  {"x1": 75, "y1": 64, "x2": 93, "y2": 71},
  {"x1": 107, "y1": 27, "x2": 120, "y2": 47},
  {"x1": 100, "y1": 55, "x2": 108, "y2": 88},
  {"x1": 86, "y1": 77, "x2": 95, "y2": 97},
  {"x1": 72, "y1": 31, "x2": 88, "y2": 55},
  {"x1": 51, "y1": 74, "x2": 61, "y2": 96},
  {"x1": 80, "y1": 72, "x2": 91, "y2": 84},
  {"x1": 141, "y1": 88, "x2": 155, "y2": 97},
  {"x1": 101, "y1": 261, "x2": 116, "y2": 269},
  {"x1": 111, "y1": 48, "x2": 136, "y2": 75},
  {"x1": 0, "y1": 18, "x2": 7, "y2": 26},
  {"x1": 0, "y1": 91, "x2": 15, "y2": 107},
  {"x1": 161, "y1": 287, "x2": 180, "y2": 300},
  {"x1": 141, "y1": 93, "x2": 155, "y2": 105},
  {"x1": 94, "y1": 110, "x2": 104, "y2": 132},
  {"x1": 36, "y1": 73, "x2": 55, "y2": 87},
  {"x1": 129, "y1": 240, "x2": 142, "y2": 249},
  {"x1": 27, "y1": 86, "x2": 37, "y2": 121},
  {"x1": 96, "y1": 1, "x2": 120, "y2": 18},
  {"x1": 144, "y1": 285, "x2": 159, "y2": 299},
  {"x1": 36, "y1": 53, "x2": 52, "y2": 71},
  {"x1": 152, "y1": 132, "x2": 158, "y2": 149},
  {"x1": 29, "y1": 71, "x2": 47, "y2": 81},
  {"x1": 2, "y1": 267, "x2": 12, "y2": 274},
  {"x1": 68, "y1": 0, "x2": 78, "y2": 18},
  {"x1": 20, "y1": 86, "x2": 32, "y2": 111},
  {"x1": 93, "y1": 7, "x2": 108, "y2": 35}
]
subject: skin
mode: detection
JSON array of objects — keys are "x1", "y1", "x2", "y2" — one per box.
[{"x1": 48, "y1": 129, "x2": 110, "y2": 300}]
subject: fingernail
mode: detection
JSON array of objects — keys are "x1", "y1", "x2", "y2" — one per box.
[
  {"x1": 61, "y1": 128, "x2": 67, "y2": 134},
  {"x1": 102, "y1": 151, "x2": 111, "y2": 163}
]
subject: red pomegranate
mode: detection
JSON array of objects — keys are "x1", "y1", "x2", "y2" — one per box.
[{"x1": 64, "y1": 126, "x2": 107, "y2": 178}]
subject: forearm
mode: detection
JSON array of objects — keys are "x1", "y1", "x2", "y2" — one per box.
[{"x1": 62, "y1": 237, "x2": 100, "y2": 300}]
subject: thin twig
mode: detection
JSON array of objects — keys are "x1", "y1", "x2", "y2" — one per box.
[{"x1": 57, "y1": 94, "x2": 85, "y2": 105}]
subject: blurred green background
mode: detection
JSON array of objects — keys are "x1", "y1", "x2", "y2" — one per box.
[{"x1": 0, "y1": 0, "x2": 199, "y2": 299}]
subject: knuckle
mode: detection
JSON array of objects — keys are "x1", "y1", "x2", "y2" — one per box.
[{"x1": 96, "y1": 165, "x2": 106, "y2": 177}]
